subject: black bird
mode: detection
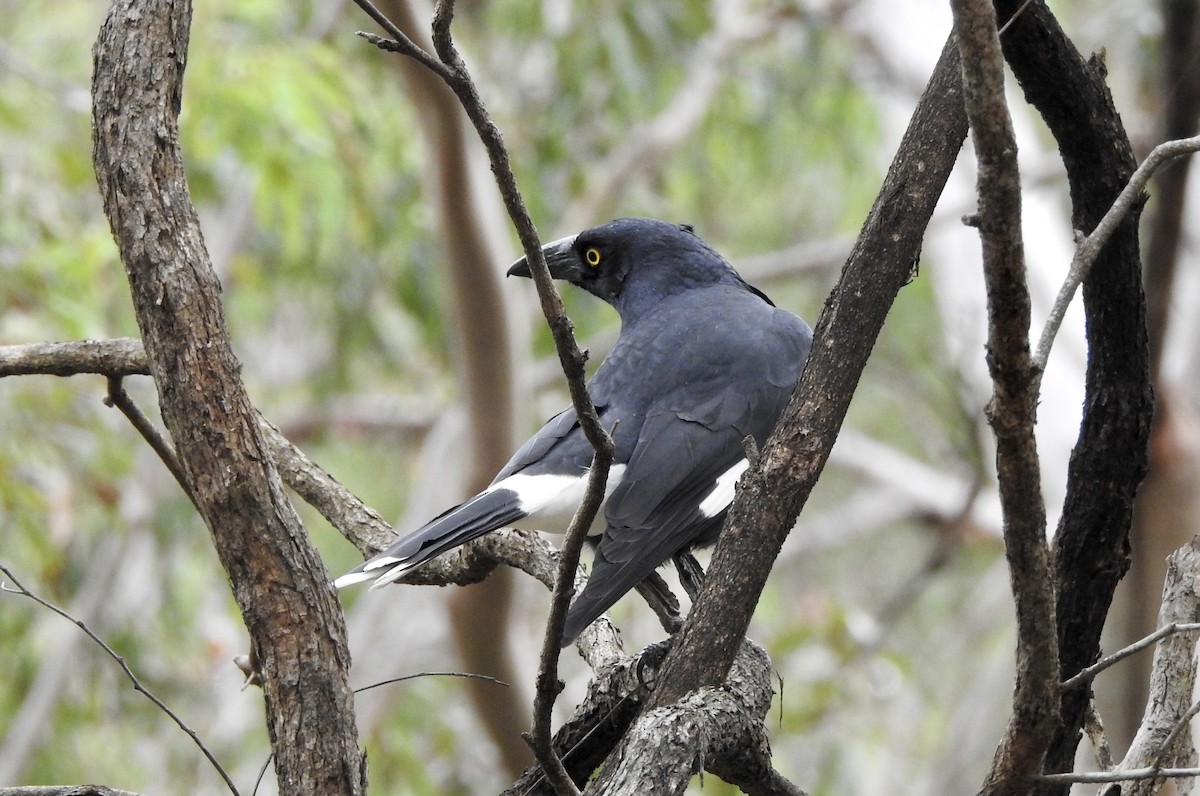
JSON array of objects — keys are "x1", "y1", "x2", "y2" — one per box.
[{"x1": 336, "y1": 218, "x2": 812, "y2": 645}]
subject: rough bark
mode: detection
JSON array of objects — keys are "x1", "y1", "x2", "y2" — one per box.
[
  {"x1": 990, "y1": 1, "x2": 1154, "y2": 789},
  {"x1": 90, "y1": 2, "x2": 365, "y2": 794},
  {"x1": 1109, "y1": 0, "x2": 1200, "y2": 749},
  {"x1": 1105, "y1": 536, "x2": 1200, "y2": 796},
  {"x1": 952, "y1": 0, "x2": 1059, "y2": 792},
  {"x1": 0, "y1": 338, "x2": 149, "y2": 378},
  {"x1": 648, "y1": 33, "x2": 970, "y2": 709}
]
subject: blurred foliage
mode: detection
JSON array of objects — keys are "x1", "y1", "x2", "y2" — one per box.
[{"x1": 0, "y1": 0, "x2": 1165, "y2": 794}]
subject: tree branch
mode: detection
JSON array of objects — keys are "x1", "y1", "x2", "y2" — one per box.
[
  {"x1": 1034, "y1": 133, "x2": 1200, "y2": 375},
  {"x1": 1061, "y1": 621, "x2": 1200, "y2": 690},
  {"x1": 1100, "y1": 537, "x2": 1200, "y2": 796},
  {"x1": 646, "y1": 31, "x2": 969, "y2": 709},
  {"x1": 0, "y1": 338, "x2": 147, "y2": 377},
  {"x1": 91, "y1": 2, "x2": 365, "y2": 793},
  {"x1": 0, "y1": 564, "x2": 238, "y2": 795},
  {"x1": 586, "y1": 641, "x2": 803, "y2": 795},
  {"x1": 951, "y1": 0, "x2": 1058, "y2": 791},
  {"x1": 990, "y1": 2, "x2": 1154, "y2": 788},
  {"x1": 104, "y1": 375, "x2": 195, "y2": 505}
]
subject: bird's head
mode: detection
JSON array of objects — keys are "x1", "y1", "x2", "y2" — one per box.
[{"x1": 507, "y1": 217, "x2": 771, "y2": 319}]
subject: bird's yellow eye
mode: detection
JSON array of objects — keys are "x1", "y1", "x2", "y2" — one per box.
[{"x1": 585, "y1": 247, "x2": 602, "y2": 267}]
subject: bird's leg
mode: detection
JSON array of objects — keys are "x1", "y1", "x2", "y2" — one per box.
[
  {"x1": 634, "y1": 572, "x2": 683, "y2": 633},
  {"x1": 672, "y1": 552, "x2": 706, "y2": 601}
]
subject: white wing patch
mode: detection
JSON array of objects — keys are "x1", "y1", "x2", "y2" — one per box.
[
  {"x1": 495, "y1": 464, "x2": 627, "y2": 536},
  {"x1": 333, "y1": 462, "x2": 627, "y2": 591},
  {"x1": 698, "y1": 458, "x2": 749, "y2": 518}
]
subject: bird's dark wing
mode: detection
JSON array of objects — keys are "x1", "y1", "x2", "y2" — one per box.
[
  {"x1": 493, "y1": 405, "x2": 588, "y2": 481},
  {"x1": 562, "y1": 296, "x2": 811, "y2": 642}
]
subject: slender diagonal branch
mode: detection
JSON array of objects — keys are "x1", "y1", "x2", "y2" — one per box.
[
  {"x1": 953, "y1": 0, "x2": 1058, "y2": 792},
  {"x1": 354, "y1": 2, "x2": 614, "y2": 787},
  {"x1": 350, "y1": 0, "x2": 452, "y2": 79},
  {"x1": 105, "y1": 376, "x2": 195, "y2": 506},
  {"x1": 1039, "y1": 767, "x2": 1200, "y2": 785},
  {"x1": 1061, "y1": 621, "x2": 1200, "y2": 689},
  {"x1": 0, "y1": 565, "x2": 239, "y2": 796},
  {"x1": 1034, "y1": 133, "x2": 1200, "y2": 375}
]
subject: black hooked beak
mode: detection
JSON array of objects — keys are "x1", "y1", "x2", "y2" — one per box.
[{"x1": 506, "y1": 234, "x2": 583, "y2": 283}]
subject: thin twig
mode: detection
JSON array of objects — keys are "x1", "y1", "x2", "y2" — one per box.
[
  {"x1": 1033, "y1": 133, "x2": 1200, "y2": 375},
  {"x1": 354, "y1": 671, "x2": 509, "y2": 694},
  {"x1": 1060, "y1": 621, "x2": 1200, "y2": 689},
  {"x1": 104, "y1": 376, "x2": 196, "y2": 506},
  {"x1": 353, "y1": 1, "x2": 614, "y2": 791},
  {"x1": 995, "y1": 0, "x2": 1035, "y2": 35},
  {"x1": 1039, "y1": 766, "x2": 1200, "y2": 784},
  {"x1": 349, "y1": 0, "x2": 451, "y2": 79},
  {"x1": 0, "y1": 564, "x2": 240, "y2": 796},
  {"x1": 524, "y1": 449, "x2": 611, "y2": 796}
]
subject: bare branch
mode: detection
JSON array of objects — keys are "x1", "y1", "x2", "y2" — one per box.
[
  {"x1": 104, "y1": 376, "x2": 195, "y2": 505},
  {"x1": 1034, "y1": 133, "x2": 1200, "y2": 374},
  {"x1": 526, "y1": 448, "x2": 613, "y2": 796},
  {"x1": 0, "y1": 337, "x2": 148, "y2": 378},
  {"x1": 353, "y1": 671, "x2": 509, "y2": 694},
  {"x1": 0, "y1": 788, "x2": 142, "y2": 796},
  {"x1": 258, "y1": 417, "x2": 397, "y2": 556},
  {"x1": 352, "y1": 1, "x2": 619, "y2": 785},
  {"x1": 1039, "y1": 767, "x2": 1200, "y2": 785},
  {"x1": 350, "y1": 0, "x2": 452, "y2": 80},
  {"x1": 1061, "y1": 621, "x2": 1200, "y2": 689},
  {"x1": 0, "y1": 537, "x2": 125, "y2": 783},
  {"x1": 1103, "y1": 538, "x2": 1200, "y2": 796},
  {"x1": 0, "y1": 565, "x2": 239, "y2": 796},
  {"x1": 953, "y1": 0, "x2": 1059, "y2": 790},
  {"x1": 990, "y1": 0, "x2": 1151, "y2": 785},
  {"x1": 647, "y1": 32, "x2": 969, "y2": 709}
]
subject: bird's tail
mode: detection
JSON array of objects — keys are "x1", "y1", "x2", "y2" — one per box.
[{"x1": 334, "y1": 489, "x2": 526, "y2": 590}]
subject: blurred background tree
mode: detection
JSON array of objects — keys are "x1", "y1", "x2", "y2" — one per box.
[{"x1": 1, "y1": 0, "x2": 1196, "y2": 793}]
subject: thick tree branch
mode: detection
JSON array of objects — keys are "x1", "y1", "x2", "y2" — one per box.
[
  {"x1": 0, "y1": 338, "x2": 148, "y2": 377},
  {"x1": 586, "y1": 641, "x2": 802, "y2": 795},
  {"x1": 990, "y1": 2, "x2": 1154, "y2": 788},
  {"x1": 90, "y1": 2, "x2": 365, "y2": 793},
  {"x1": 646, "y1": 32, "x2": 970, "y2": 709}
]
